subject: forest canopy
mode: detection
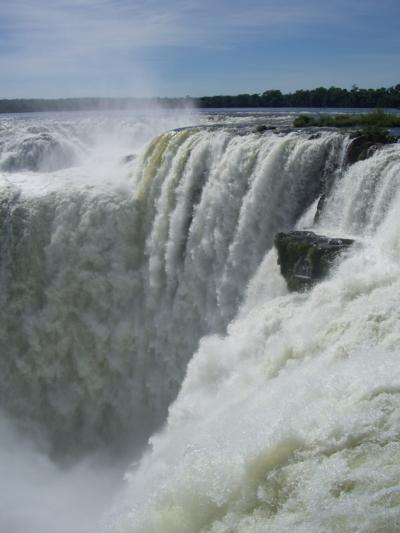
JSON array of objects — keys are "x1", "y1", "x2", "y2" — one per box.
[{"x1": 197, "y1": 85, "x2": 400, "y2": 108}]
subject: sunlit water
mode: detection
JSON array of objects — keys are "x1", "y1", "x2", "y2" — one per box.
[{"x1": 1, "y1": 108, "x2": 400, "y2": 532}]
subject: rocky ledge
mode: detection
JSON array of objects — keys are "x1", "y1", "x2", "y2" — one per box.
[
  {"x1": 345, "y1": 130, "x2": 396, "y2": 166},
  {"x1": 274, "y1": 231, "x2": 354, "y2": 291}
]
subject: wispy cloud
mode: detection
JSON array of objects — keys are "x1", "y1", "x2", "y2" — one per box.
[
  {"x1": 0, "y1": 0, "x2": 398, "y2": 97},
  {"x1": 0, "y1": 0, "x2": 333, "y2": 56}
]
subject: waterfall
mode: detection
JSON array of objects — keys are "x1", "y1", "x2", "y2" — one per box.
[
  {"x1": 1, "y1": 112, "x2": 400, "y2": 532},
  {"x1": 0, "y1": 124, "x2": 346, "y2": 455},
  {"x1": 111, "y1": 140, "x2": 400, "y2": 532}
]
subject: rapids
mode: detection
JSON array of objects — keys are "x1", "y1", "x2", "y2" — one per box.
[{"x1": 1, "y1": 110, "x2": 400, "y2": 532}]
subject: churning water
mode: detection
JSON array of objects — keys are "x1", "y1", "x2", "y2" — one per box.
[{"x1": 1, "y1": 109, "x2": 400, "y2": 532}]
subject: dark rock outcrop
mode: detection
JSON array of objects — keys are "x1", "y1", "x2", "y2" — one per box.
[
  {"x1": 345, "y1": 130, "x2": 396, "y2": 166},
  {"x1": 314, "y1": 130, "x2": 396, "y2": 223},
  {"x1": 253, "y1": 125, "x2": 276, "y2": 133},
  {"x1": 274, "y1": 231, "x2": 354, "y2": 291}
]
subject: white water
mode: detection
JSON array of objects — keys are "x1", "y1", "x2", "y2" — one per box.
[
  {"x1": 110, "y1": 141, "x2": 400, "y2": 532},
  {"x1": 1, "y1": 110, "x2": 400, "y2": 531}
]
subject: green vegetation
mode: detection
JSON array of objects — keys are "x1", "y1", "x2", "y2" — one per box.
[
  {"x1": 293, "y1": 110, "x2": 400, "y2": 129},
  {"x1": 349, "y1": 125, "x2": 396, "y2": 143},
  {"x1": 1, "y1": 85, "x2": 400, "y2": 113},
  {"x1": 197, "y1": 85, "x2": 400, "y2": 109}
]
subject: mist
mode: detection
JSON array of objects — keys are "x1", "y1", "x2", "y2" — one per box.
[
  {"x1": 0, "y1": 107, "x2": 199, "y2": 532},
  {"x1": 0, "y1": 412, "x2": 127, "y2": 533}
]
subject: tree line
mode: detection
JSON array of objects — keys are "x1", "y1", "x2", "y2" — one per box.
[
  {"x1": 0, "y1": 85, "x2": 399, "y2": 113},
  {"x1": 197, "y1": 85, "x2": 400, "y2": 108}
]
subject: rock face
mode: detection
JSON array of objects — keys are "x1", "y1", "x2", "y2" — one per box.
[
  {"x1": 253, "y1": 125, "x2": 277, "y2": 133},
  {"x1": 345, "y1": 130, "x2": 396, "y2": 166},
  {"x1": 274, "y1": 231, "x2": 354, "y2": 291},
  {"x1": 314, "y1": 130, "x2": 396, "y2": 223}
]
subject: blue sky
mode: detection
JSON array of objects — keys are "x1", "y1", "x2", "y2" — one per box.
[{"x1": 0, "y1": 0, "x2": 399, "y2": 98}]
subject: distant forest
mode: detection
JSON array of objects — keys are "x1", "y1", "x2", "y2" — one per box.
[
  {"x1": 0, "y1": 85, "x2": 399, "y2": 113},
  {"x1": 198, "y1": 85, "x2": 400, "y2": 109}
]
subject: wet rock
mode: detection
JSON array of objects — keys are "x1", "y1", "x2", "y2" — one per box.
[
  {"x1": 308, "y1": 132, "x2": 322, "y2": 140},
  {"x1": 274, "y1": 230, "x2": 354, "y2": 291},
  {"x1": 345, "y1": 130, "x2": 396, "y2": 166},
  {"x1": 253, "y1": 125, "x2": 276, "y2": 133},
  {"x1": 316, "y1": 129, "x2": 397, "y2": 222},
  {"x1": 314, "y1": 194, "x2": 328, "y2": 223}
]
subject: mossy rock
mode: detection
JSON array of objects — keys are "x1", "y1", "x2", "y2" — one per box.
[{"x1": 274, "y1": 231, "x2": 354, "y2": 291}]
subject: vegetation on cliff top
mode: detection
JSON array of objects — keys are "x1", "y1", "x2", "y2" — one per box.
[
  {"x1": 293, "y1": 110, "x2": 400, "y2": 129},
  {"x1": 198, "y1": 85, "x2": 400, "y2": 109}
]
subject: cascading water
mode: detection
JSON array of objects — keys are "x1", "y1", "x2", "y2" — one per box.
[
  {"x1": 0, "y1": 122, "x2": 347, "y2": 455},
  {"x1": 110, "y1": 138, "x2": 400, "y2": 533},
  {"x1": 1, "y1": 110, "x2": 399, "y2": 532}
]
